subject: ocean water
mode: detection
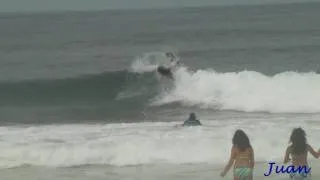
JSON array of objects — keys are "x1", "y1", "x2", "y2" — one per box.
[{"x1": 1, "y1": 2, "x2": 320, "y2": 180}]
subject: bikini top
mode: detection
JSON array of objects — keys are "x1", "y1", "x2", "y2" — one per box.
[{"x1": 236, "y1": 148, "x2": 251, "y2": 160}]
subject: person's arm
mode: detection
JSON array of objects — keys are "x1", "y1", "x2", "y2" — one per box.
[
  {"x1": 283, "y1": 146, "x2": 291, "y2": 164},
  {"x1": 250, "y1": 148, "x2": 255, "y2": 169},
  {"x1": 220, "y1": 146, "x2": 236, "y2": 177},
  {"x1": 307, "y1": 144, "x2": 320, "y2": 158}
]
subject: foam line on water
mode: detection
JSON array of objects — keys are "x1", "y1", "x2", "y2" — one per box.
[{"x1": 0, "y1": 115, "x2": 319, "y2": 168}]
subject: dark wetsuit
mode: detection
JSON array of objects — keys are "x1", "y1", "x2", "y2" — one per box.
[{"x1": 157, "y1": 66, "x2": 173, "y2": 79}]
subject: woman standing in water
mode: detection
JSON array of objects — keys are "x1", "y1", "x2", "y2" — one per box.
[
  {"x1": 283, "y1": 127, "x2": 320, "y2": 180},
  {"x1": 220, "y1": 129, "x2": 254, "y2": 180}
]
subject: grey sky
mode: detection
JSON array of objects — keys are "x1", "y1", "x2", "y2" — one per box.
[{"x1": 0, "y1": 0, "x2": 318, "y2": 12}]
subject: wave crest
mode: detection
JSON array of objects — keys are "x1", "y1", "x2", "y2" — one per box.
[{"x1": 152, "y1": 67, "x2": 320, "y2": 113}]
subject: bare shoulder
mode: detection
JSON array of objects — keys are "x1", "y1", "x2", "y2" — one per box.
[
  {"x1": 249, "y1": 147, "x2": 254, "y2": 153},
  {"x1": 231, "y1": 145, "x2": 238, "y2": 154}
]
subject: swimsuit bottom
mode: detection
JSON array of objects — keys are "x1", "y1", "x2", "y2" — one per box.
[
  {"x1": 289, "y1": 171, "x2": 311, "y2": 180},
  {"x1": 234, "y1": 167, "x2": 252, "y2": 180}
]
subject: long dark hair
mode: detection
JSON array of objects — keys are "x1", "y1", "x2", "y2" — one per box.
[
  {"x1": 290, "y1": 127, "x2": 307, "y2": 155},
  {"x1": 232, "y1": 129, "x2": 252, "y2": 151}
]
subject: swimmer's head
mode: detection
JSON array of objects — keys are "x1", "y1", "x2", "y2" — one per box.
[{"x1": 189, "y1": 113, "x2": 196, "y2": 120}]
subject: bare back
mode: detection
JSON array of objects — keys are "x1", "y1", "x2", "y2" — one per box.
[
  {"x1": 289, "y1": 147, "x2": 308, "y2": 166},
  {"x1": 234, "y1": 147, "x2": 254, "y2": 168},
  {"x1": 285, "y1": 144, "x2": 319, "y2": 166}
]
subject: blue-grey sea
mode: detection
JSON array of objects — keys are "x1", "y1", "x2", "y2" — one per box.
[{"x1": 0, "y1": 2, "x2": 320, "y2": 180}]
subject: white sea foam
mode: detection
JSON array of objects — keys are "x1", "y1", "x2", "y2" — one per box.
[
  {"x1": 129, "y1": 51, "x2": 180, "y2": 73},
  {"x1": 0, "y1": 115, "x2": 319, "y2": 168},
  {"x1": 150, "y1": 66, "x2": 320, "y2": 113}
]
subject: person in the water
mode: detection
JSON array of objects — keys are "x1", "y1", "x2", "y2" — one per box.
[
  {"x1": 156, "y1": 52, "x2": 180, "y2": 79},
  {"x1": 281, "y1": 128, "x2": 320, "y2": 180},
  {"x1": 157, "y1": 66, "x2": 174, "y2": 79},
  {"x1": 165, "y1": 52, "x2": 175, "y2": 61},
  {"x1": 220, "y1": 129, "x2": 254, "y2": 180},
  {"x1": 182, "y1": 113, "x2": 201, "y2": 126}
]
